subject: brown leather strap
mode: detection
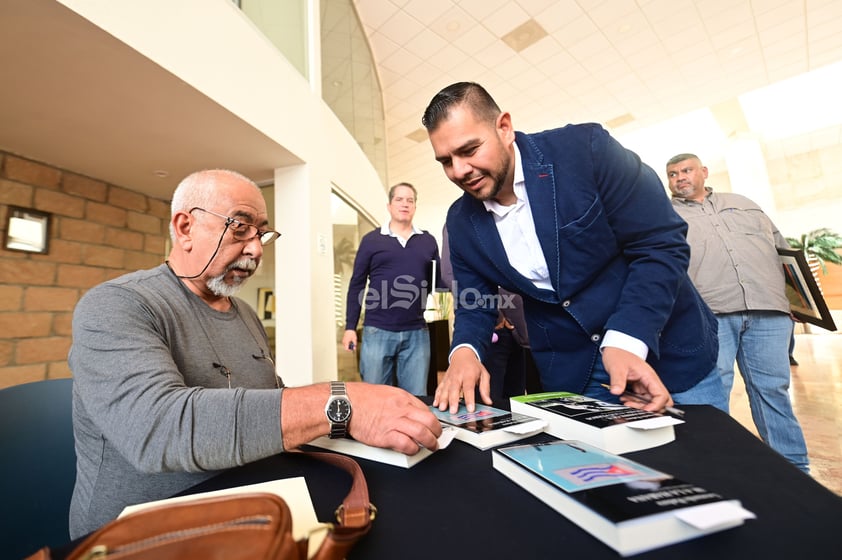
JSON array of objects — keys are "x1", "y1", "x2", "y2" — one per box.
[
  {"x1": 303, "y1": 452, "x2": 371, "y2": 527},
  {"x1": 24, "y1": 549, "x2": 50, "y2": 560},
  {"x1": 300, "y1": 451, "x2": 373, "y2": 560}
]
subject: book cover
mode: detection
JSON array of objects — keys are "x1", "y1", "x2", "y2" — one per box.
[
  {"x1": 429, "y1": 403, "x2": 546, "y2": 450},
  {"x1": 305, "y1": 427, "x2": 456, "y2": 468},
  {"x1": 493, "y1": 440, "x2": 755, "y2": 557},
  {"x1": 510, "y1": 391, "x2": 683, "y2": 454},
  {"x1": 495, "y1": 439, "x2": 668, "y2": 492}
]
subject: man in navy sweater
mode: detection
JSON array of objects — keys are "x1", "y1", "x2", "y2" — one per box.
[{"x1": 342, "y1": 183, "x2": 442, "y2": 395}]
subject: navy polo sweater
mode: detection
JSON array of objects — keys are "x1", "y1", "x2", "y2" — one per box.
[{"x1": 344, "y1": 229, "x2": 440, "y2": 332}]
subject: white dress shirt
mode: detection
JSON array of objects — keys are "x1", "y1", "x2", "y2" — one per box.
[{"x1": 454, "y1": 142, "x2": 648, "y2": 362}]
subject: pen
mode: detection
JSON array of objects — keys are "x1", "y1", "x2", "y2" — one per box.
[{"x1": 600, "y1": 384, "x2": 685, "y2": 418}]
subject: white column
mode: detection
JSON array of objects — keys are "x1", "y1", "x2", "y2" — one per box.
[
  {"x1": 274, "y1": 163, "x2": 338, "y2": 387},
  {"x1": 724, "y1": 134, "x2": 778, "y2": 216}
]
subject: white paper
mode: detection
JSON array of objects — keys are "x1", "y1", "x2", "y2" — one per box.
[
  {"x1": 438, "y1": 425, "x2": 458, "y2": 447},
  {"x1": 674, "y1": 501, "x2": 756, "y2": 530},
  {"x1": 120, "y1": 477, "x2": 324, "y2": 553},
  {"x1": 627, "y1": 416, "x2": 685, "y2": 430},
  {"x1": 503, "y1": 419, "x2": 548, "y2": 435}
]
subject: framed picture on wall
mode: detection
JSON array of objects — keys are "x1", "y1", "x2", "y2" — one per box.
[
  {"x1": 778, "y1": 248, "x2": 837, "y2": 331},
  {"x1": 257, "y1": 288, "x2": 275, "y2": 321}
]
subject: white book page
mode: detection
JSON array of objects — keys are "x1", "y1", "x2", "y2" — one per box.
[
  {"x1": 674, "y1": 501, "x2": 756, "y2": 530},
  {"x1": 120, "y1": 477, "x2": 324, "y2": 553}
]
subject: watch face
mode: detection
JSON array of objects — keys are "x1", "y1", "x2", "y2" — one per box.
[{"x1": 327, "y1": 397, "x2": 351, "y2": 422}]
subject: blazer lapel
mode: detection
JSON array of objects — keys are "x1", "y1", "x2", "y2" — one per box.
[
  {"x1": 468, "y1": 207, "x2": 510, "y2": 278},
  {"x1": 522, "y1": 162, "x2": 561, "y2": 294},
  {"x1": 467, "y1": 196, "x2": 558, "y2": 303}
]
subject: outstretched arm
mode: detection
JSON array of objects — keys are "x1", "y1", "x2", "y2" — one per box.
[{"x1": 281, "y1": 383, "x2": 442, "y2": 453}]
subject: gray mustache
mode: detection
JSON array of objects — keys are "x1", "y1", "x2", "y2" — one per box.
[{"x1": 228, "y1": 259, "x2": 257, "y2": 272}]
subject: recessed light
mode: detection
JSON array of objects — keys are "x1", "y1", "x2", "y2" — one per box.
[
  {"x1": 406, "y1": 128, "x2": 428, "y2": 143},
  {"x1": 501, "y1": 19, "x2": 548, "y2": 53},
  {"x1": 605, "y1": 113, "x2": 635, "y2": 128},
  {"x1": 153, "y1": 170, "x2": 169, "y2": 178}
]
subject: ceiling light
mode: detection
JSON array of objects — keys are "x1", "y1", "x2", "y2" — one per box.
[
  {"x1": 153, "y1": 170, "x2": 169, "y2": 178},
  {"x1": 501, "y1": 19, "x2": 548, "y2": 53},
  {"x1": 406, "y1": 128, "x2": 428, "y2": 143},
  {"x1": 605, "y1": 113, "x2": 635, "y2": 128}
]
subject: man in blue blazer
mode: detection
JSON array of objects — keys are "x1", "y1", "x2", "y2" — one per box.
[{"x1": 422, "y1": 82, "x2": 727, "y2": 414}]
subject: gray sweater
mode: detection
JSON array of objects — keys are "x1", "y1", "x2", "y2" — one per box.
[{"x1": 68, "y1": 264, "x2": 283, "y2": 537}]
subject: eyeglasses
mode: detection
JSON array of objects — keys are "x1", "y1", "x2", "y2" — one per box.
[{"x1": 190, "y1": 207, "x2": 281, "y2": 245}]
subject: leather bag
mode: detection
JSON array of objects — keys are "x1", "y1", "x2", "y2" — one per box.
[{"x1": 26, "y1": 452, "x2": 373, "y2": 560}]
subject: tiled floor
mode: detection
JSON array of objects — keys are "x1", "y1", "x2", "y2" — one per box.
[{"x1": 729, "y1": 333, "x2": 842, "y2": 495}]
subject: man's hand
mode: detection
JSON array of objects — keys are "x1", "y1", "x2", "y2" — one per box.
[
  {"x1": 433, "y1": 347, "x2": 492, "y2": 413},
  {"x1": 495, "y1": 317, "x2": 514, "y2": 330},
  {"x1": 341, "y1": 329, "x2": 357, "y2": 351},
  {"x1": 600, "y1": 347, "x2": 673, "y2": 412},
  {"x1": 281, "y1": 383, "x2": 441, "y2": 455},
  {"x1": 345, "y1": 383, "x2": 443, "y2": 454}
]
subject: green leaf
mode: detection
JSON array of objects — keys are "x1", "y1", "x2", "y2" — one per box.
[{"x1": 788, "y1": 228, "x2": 842, "y2": 273}]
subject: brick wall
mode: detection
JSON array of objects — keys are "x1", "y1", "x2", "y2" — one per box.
[{"x1": 0, "y1": 151, "x2": 170, "y2": 389}]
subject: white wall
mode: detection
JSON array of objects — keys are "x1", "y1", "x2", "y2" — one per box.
[{"x1": 59, "y1": 0, "x2": 389, "y2": 385}]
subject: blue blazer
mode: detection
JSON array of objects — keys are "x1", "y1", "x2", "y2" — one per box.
[{"x1": 445, "y1": 124, "x2": 717, "y2": 393}]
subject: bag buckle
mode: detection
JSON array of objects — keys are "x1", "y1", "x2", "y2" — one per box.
[{"x1": 334, "y1": 502, "x2": 378, "y2": 523}]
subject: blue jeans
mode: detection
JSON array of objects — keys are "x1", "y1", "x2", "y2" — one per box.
[
  {"x1": 359, "y1": 326, "x2": 430, "y2": 396},
  {"x1": 583, "y1": 359, "x2": 729, "y2": 411},
  {"x1": 716, "y1": 312, "x2": 810, "y2": 473}
]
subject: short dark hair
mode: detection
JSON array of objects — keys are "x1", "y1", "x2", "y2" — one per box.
[
  {"x1": 389, "y1": 182, "x2": 417, "y2": 202},
  {"x1": 666, "y1": 153, "x2": 701, "y2": 168},
  {"x1": 421, "y1": 82, "x2": 501, "y2": 131}
]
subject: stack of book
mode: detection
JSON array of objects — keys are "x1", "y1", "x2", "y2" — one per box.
[
  {"x1": 305, "y1": 427, "x2": 457, "y2": 468},
  {"x1": 492, "y1": 440, "x2": 755, "y2": 556},
  {"x1": 429, "y1": 403, "x2": 546, "y2": 450},
  {"x1": 510, "y1": 391, "x2": 683, "y2": 454}
]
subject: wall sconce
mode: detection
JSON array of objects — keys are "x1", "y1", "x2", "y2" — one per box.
[{"x1": 4, "y1": 206, "x2": 51, "y2": 254}]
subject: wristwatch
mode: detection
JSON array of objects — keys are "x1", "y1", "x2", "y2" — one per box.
[{"x1": 325, "y1": 381, "x2": 352, "y2": 439}]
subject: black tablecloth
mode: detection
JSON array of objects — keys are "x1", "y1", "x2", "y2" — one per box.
[{"x1": 185, "y1": 404, "x2": 841, "y2": 559}]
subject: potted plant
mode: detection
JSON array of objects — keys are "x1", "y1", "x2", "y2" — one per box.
[{"x1": 786, "y1": 228, "x2": 842, "y2": 275}]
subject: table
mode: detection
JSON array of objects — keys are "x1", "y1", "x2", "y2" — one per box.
[{"x1": 186, "y1": 404, "x2": 841, "y2": 559}]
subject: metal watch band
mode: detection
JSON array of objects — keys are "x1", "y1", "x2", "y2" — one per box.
[
  {"x1": 329, "y1": 423, "x2": 347, "y2": 439},
  {"x1": 328, "y1": 381, "x2": 349, "y2": 439}
]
